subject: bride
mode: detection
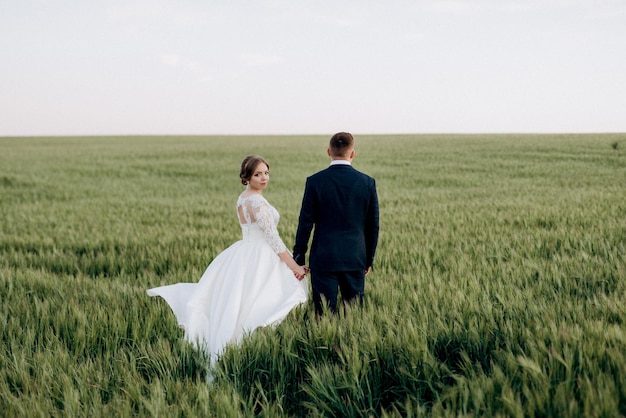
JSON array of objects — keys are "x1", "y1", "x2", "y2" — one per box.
[{"x1": 147, "y1": 155, "x2": 308, "y2": 370}]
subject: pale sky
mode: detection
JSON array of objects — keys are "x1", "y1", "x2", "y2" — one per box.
[{"x1": 1, "y1": 0, "x2": 625, "y2": 136}]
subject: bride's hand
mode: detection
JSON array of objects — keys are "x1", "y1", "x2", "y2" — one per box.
[{"x1": 293, "y1": 265, "x2": 306, "y2": 280}]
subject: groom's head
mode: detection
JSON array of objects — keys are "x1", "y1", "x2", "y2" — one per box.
[{"x1": 328, "y1": 132, "x2": 355, "y2": 160}]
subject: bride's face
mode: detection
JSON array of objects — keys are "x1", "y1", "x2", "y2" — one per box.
[{"x1": 248, "y1": 162, "x2": 269, "y2": 192}]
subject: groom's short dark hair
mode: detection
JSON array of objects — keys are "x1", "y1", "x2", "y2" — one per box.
[{"x1": 329, "y1": 132, "x2": 354, "y2": 157}]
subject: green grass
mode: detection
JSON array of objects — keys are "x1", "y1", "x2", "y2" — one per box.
[{"x1": 1, "y1": 134, "x2": 625, "y2": 417}]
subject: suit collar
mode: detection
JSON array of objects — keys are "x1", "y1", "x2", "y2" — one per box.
[
  {"x1": 327, "y1": 164, "x2": 354, "y2": 172},
  {"x1": 329, "y1": 160, "x2": 352, "y2": 166}
]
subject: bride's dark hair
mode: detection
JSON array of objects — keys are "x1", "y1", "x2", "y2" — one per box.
[{"x1": 240, "y1": 155, "x2": 269, "y2": 185}]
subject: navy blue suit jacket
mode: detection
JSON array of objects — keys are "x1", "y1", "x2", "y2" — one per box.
[{"x1": 293, "y1": 164, "x2": 379, "y2": 273}]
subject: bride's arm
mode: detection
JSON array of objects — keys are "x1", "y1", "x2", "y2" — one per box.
[
  {"x1": 248, "y1": 198, "x2": 307, "y2": 280},
  {"x1": 277, "y1": 252, "x2": 306, "y2": 280}
]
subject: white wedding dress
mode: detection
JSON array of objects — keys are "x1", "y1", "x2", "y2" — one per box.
[{"x1": 147, "y1": 192, "x2": 308, "y2": 366}]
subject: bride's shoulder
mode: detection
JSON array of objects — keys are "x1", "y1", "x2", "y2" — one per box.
[{"x1": 238, "y1": 192, "x2": 266, "y2": 205}]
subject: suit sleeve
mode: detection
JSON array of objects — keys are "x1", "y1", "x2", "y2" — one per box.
[
  {"x1": 293, "y1": 178, "x2": 315, "y2": 265},
  {"x1": 365, "y1": 178, "x2": 380, "y2": 269}
]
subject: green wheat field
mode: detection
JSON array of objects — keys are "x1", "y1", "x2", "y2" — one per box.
[{"x1": 1, "y1": 134, "x2": 625, "y2": 417}]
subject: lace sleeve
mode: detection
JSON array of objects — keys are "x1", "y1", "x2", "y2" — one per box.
[{"x1": 245, "y1": 196, "x2": 288, "y2": 254}]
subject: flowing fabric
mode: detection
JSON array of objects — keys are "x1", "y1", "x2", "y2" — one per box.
[{"x1": 147, "y1": 193, "x2": 308, "y2": 366}]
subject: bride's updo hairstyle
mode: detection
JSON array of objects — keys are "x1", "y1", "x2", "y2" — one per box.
[{"x1": 240, "y1": 155, "x2": 269, "y2": 185}]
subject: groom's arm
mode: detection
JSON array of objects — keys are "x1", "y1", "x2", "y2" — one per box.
[
  {"x1": 365, "y1": 178, "x2": 380, "y2": 270},
  {"x1": 293, "y1": 179, "x2": 315, "y2": 265}
]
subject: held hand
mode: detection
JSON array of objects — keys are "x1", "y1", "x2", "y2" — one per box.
[
  {"x1": 365, "y1": 267, "x2": 371, "y2": 276},
  {"x1": 293, "y1": 265, "x2": 307, "y2": 281}
]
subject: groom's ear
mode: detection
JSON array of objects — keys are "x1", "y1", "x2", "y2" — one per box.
[{"x1": 327, "y1": 148, "x2": 331, "y2": 157}]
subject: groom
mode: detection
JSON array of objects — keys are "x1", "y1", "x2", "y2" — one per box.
[{"x1": 293, "y1": 132, "x2": 379, "y2": 315}]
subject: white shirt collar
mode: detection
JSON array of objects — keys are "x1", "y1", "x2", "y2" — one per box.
[{"x1": 329, "y1": 160, "x2": 352, "y2": 166}]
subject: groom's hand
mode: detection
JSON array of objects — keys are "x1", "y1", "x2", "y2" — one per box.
[{"x1": 365, "y1": 267, "x2": 371, "y2": 276}]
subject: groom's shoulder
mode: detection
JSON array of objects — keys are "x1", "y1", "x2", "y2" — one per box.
[
  {"x1": 307, "y1": 167, "x2": 332, "y2": 180},
  {"x1": 359, "y1": 172, "x2": 376, "y2": 189},
  {"x1": 351, "y1": 167, "x2": 375, "y2": 181}
]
